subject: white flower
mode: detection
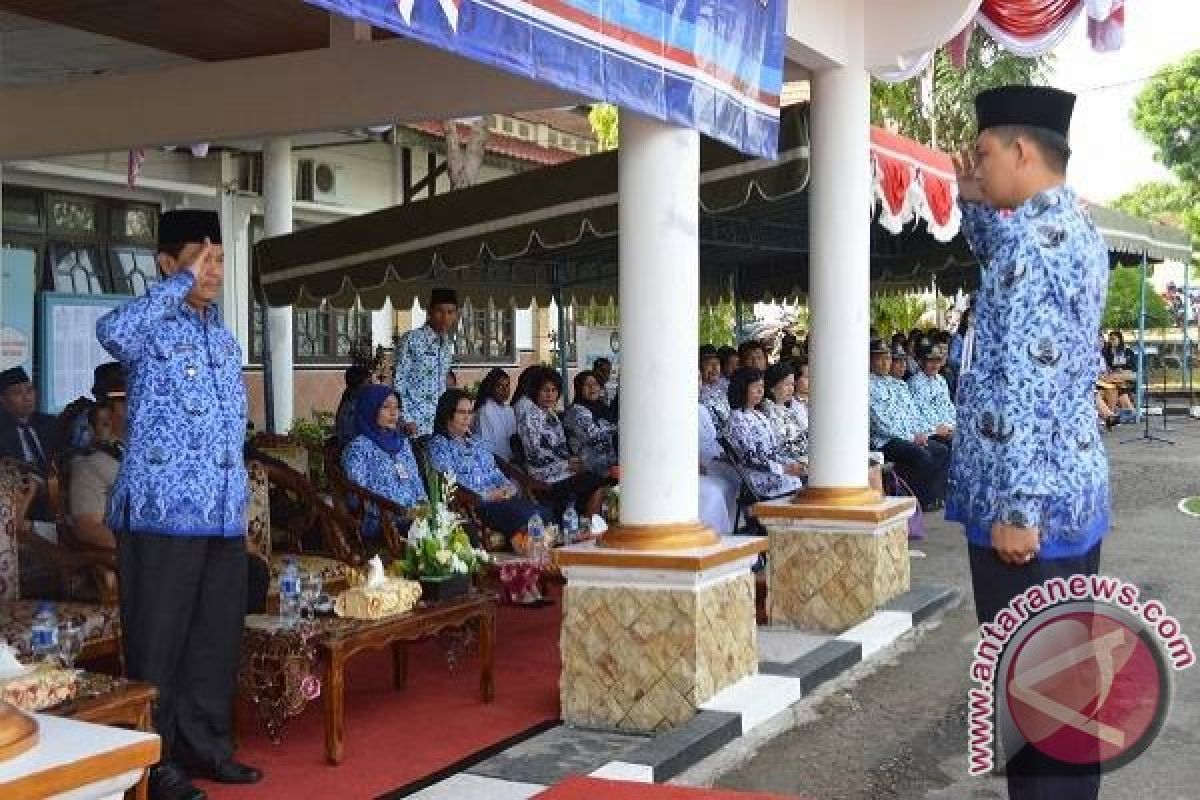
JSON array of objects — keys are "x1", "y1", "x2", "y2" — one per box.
[
  {"x1": 436, "y1": 549, "x2": 452, "y2": 565},
  {"x1": 450, "y1": 555, "x2": 468, "y2": 574},
  {"x1": 474, "y1": 548, "x2": 491, "y2": 563},
  {"x1": 408, "y1": 519, "x2": 430, "y2": 541}
]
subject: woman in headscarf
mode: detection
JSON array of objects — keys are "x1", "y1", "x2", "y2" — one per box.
[
  {"x1": 562, "y1": 370, "x2": 618, "y2": 476},
  {"x1": 340, "y1": 385, "x2": 427, "y2": 539}
]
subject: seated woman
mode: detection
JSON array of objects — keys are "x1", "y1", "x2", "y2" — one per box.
[
  {"x1": 430, "y1": 390, "x2": 548, "y2": 542},
  {"x1": 516, "y1": 369, "x2": 611, "y2": 520},
  {"x1": 726, "y1": 366, "x2": 805, "y2": 499},
  {"x1": 1101, "y1": 330, "x2": 1137, "y2": 417},
  {"x1": 562, "y1": 370, "x2": 618, "y2": 477},
  {"x1": 760, "y1": 361, "x2": 809, "y2": 461},
  {"x1": 341, "y1": 385, "x2": 427, "y2": 540},
  {"x1": 473, "y1": 367, "x2": 517, "y2": 461}
]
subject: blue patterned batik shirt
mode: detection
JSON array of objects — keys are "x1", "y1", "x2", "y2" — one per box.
[
  {"x1": 97, "y1": 270, "x2": 248, "y2": 537},
  {"x1": 947, "y1": 188, "x2": 1110, "y2": 559},
  {"x1": 868, "y1": 373, "x2": 928, "y2": 450},
  {"x1": 342, "y1": 434, "x2": 428, "y2": 537},
  {"x1": 393, "y1": 325, "x2": 454, "y2": 436},
  {"x1": 907, "y1": 372, "x2": 956, "y2": 430},
  {"x1": 427, "y1": 433, "x2": 513, "y2": 497}
]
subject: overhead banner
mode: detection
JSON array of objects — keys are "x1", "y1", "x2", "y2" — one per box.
[{"x1": 306, "y1": 0, "x2": 786, "y2": 158}]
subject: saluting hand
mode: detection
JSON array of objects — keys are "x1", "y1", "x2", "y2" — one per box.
[
  {"x1": 952, "y1": 149, "x2": 984, "y2": 205},
  {"x1": 186, "y1": 238, "x2": 215, "y2": 281}
]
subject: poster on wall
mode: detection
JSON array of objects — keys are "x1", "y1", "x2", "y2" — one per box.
[
  {"x1": 0, "y1": 248, "x2": 37, "y2": 375},
  {"x1": 37, "y1": 293, "x2": 128, "y2": 413}
]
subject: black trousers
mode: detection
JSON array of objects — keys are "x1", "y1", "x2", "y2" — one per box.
[
  {"x1": 544, "y1": 472, "x2": 612, "y2": 520},
  {"x1": 882, "y1": 438, "x2": 948, "y2": 508},
  {"x1": 117, "y1": 532, "x2": 247, "y2": 769},
  {"x1": 968, "y1": 543, "x2": 1104, "y2": 800}
]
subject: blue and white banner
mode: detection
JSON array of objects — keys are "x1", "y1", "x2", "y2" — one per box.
[{"x1": 307, "y1": 0, "x2": 786, "y2": 158}]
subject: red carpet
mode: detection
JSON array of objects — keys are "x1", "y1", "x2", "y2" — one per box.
[
  {"x1": 535, "y1": 777, "x2": 809, "y2": 799},
  {"x1": 206, "y1": 600, "x2": 562, "y2": 800}
]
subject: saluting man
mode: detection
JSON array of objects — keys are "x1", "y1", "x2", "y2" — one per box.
[
  {"x1": 394, "y1": 287, "x2": 459, "y2": 436},
  {"x1": 98, "y1": 210, "x2": 260, "y2": 800},
  {"x1": 949, "y1": 87, "x2": 1110, "y2": 799}
]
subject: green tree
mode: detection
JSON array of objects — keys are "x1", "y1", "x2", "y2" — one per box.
[
  {"x1": 1103, "y1": 266, "x2": 1172, "y2": 330},
  {"x1": 588, "y1": 104, "x2": 619, "y2": 151},
  {"x1": 870, "y1": 294, "x2": 930, "y2": 337},
  {"x1": 699, "y1": 301, "x2": 736, "y2": 347},
  {"x1": 1132, "y1": 51, "x2": 1200, "y2": 185},
  {"x1": 871, "y1": 33, "x2": 1050, "y2": 152}
]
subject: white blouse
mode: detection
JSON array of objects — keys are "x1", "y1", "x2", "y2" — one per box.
[{"x1": 473, "y1": 398, "x2": 517, "y2": 461}]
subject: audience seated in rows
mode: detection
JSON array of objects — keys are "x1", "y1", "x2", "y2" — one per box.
[
  {"x1": 514, "y1": 368, "x2": 611, "y2": 519},
  {"x1": 725, "y1": 367, "x2": 806, "y2": 499},
  {"x1": 699, "y1": 349, "x2": 732, "y2": 431},
  {"x1": 761, "y1": 361, "x2": 809, "y2": 462}
]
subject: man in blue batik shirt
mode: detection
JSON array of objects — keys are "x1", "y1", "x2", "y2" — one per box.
[
  {"x1": 98, "y1": 210, "x2": 260, "y2": 800},
  {"x1": 950, "y1": 86, "x2": 1110, "y2": 800},
  {"x1": 908, "y1": 342, "x2": 956, "y2": 441},
  {"x1": 394, "y1": 288, "x2": 459, "y2": 437}
]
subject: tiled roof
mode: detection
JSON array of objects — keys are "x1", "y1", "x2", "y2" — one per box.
[{"x1": 405, "y1": 121, "x2": 577, "y2": 167}]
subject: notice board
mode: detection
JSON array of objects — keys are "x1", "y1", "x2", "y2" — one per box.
[{"x1": 37, "y1": 293, "x2": 128, "y2": 413}]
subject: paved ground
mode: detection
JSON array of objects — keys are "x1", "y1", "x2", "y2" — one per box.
[{"x1": 713, "y1": 417, "x2": 1200, "y2": 800}]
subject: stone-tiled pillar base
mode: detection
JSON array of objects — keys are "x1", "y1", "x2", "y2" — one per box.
[
  {"x1": 555, "y1": 536, "x2": 765, "y2": 733},
  {"x1": 755, "y1": 496, "x2": 915, "y2": 633}
]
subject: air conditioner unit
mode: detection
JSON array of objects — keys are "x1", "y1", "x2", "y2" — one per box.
[{"x1": 296, "y1": 159, "x2": 344, "y2": 204}]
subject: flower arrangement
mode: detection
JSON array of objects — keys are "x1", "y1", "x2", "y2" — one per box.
[{"x1": 393, "y1": 470, "x2": 489, "y2": 582}]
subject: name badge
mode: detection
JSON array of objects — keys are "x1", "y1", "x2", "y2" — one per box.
[{"x1": 395, "y1": 459, "x2": 409, "y2": 480}]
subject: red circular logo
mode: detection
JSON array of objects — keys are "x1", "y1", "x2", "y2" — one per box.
[{"x1": 1004, "y1": 606, "x2": 1169, "y2": 771}]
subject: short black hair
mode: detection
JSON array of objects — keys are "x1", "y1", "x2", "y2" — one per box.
[
  {"x1": 717, "y1": 345, "x2": 737, "y2": 365},
  {"x1": 727, "y1": 366, "x2": 765, "y2": 411},
  {"x1": 593, "y1": 357, "x2": 612, "y2": 370},
  {"x1": 738, "y1": 340, "x2": 766, "y2": 359},
  {"x1": 475, "y1": 367, "x2": 510, "y2": 410},
  {"x1": 528, "y1": 368, "x2": 564, "y2": 403},
  {"x1": 344, "y1": 365, "x2": 370, "y2": 389},
  {"x1": 764, "y1": 361, "x2": 795, "y2": 400},
  {"x1": 991, "y1": 124, "x2": 1070, "y2": 174}
]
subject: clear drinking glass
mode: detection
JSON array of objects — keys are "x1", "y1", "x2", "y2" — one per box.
[
  {"x1": 300, "y1": 574, "x2": 323, "y2": 621},
  {"x1": 58, "y1": 622, "x2": 84, "y2": 670}
]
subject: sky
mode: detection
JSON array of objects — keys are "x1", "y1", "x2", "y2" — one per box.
[{"x1": 1051, "y1": 0, "x2": 1200, "y2": 203}]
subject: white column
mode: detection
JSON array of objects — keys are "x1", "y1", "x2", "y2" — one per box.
[
  {"x1": 617, "y1": 114, "x2": 699, "y2": 527},
  {"x1": 264, "y1": 137, "x2": 295, "y2": 432},
  {"x1": 808, "y1": 62, "x2": 871, "y2": 490}
]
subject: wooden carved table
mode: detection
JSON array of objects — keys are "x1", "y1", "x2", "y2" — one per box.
[
  {"x1": 239, "y1": 593, "x2": 496, "y2": 765},
  {"x1": 45, "y1": 674, "x2": 157, "y2": 800}
]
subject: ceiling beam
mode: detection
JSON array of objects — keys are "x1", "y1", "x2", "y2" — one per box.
[{"x1": 0, "y1": 37, "x2": 582, "y2": 160}]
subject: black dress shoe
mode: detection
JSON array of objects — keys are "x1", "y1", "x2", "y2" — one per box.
[
  {"x1": 150, "y1": 764, "x2": 207, "y2": 800},
  {"x1": 193, "y1": 760, "x2": 263, "y2": 785}
]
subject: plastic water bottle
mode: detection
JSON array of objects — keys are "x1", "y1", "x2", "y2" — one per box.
[
  {"x1": 528, "y1": 514, "x2": 546, "y2": 563},
  {"x1": 562, "y1": 506, "x2": 579, "y2": 546},
  {"x1": 31, "y1": 603, "x2": 58, "y2": 662},
  {"x1": 279, "y1": 557, "x2": 301, "y2": 624}
]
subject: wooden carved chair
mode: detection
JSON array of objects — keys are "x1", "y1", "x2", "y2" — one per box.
[
  {"x1": 0, "y1": 460, "x2": 121, "y2": 665},
  {"x1": 246, "y1": 460, "x2": 366, "y2": 597},
  {"x1": 322, "y1": 441, "x2": 418, "y2": 560}
]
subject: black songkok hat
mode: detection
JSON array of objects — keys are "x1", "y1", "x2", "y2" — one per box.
[
  {"x1": 974, "y1": 86, "x2": 1076, "y2": 140},
  {"x1": 158, "y1": 210, "x2": 222, "y2": 251},
  {"x1": 0, "y1": 367, "x2": 30, "y2": 391},
  {"x1": 92, "y1": 362, "x2": 126, "y2": 401},
  {"x1": 429, "y1": 288, "x2": 458, "y2": 307},
  {"x1": 869, "y1": 338, "x2": 890, "y2": 355}
]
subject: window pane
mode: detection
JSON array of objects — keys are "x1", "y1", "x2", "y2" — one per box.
[
  {"x1": 110, "y1": 205, "x2": 156, "y2": 242},
  {"x1": 50, "y1": 244, "x2": 105, "y2": 294},
  {"x1": 1, "y1": 189, "x2": 41, "y2": 231},
  {"x1": 110, "y1": 247, "x2": 160, "y2": 295},
  {"x1": 48, "y1": 196, "x2": 97, "y2": 235}
]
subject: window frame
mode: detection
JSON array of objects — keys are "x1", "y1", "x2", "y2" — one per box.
[{"x1": 453, "y1": 298, "x2": 517, "y2": 366}]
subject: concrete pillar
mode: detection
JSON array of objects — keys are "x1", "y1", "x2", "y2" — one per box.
[
  {"x1": 264, "y1": 137, "x2": 295, "y2": 432},
  {"x1": 606, "y1": 113, "x2": 708, "y2": 545},
  {"x1": 806, "y1": 60, "x2": 872, "y2": 492},
  {"x1": 556, "y1": 114, "x2": 764, "y2": 733}
]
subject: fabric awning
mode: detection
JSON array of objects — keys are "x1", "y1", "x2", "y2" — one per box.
[
  {"x1": 1087, "y1": 204, "x2": 1192, "y2": 264},
  {"x1": 255, "y1": 104, "x2": 975, "y2": 309},
  {"x1": 254, "y1": 102, "x2": 1190, "y2": 309}
]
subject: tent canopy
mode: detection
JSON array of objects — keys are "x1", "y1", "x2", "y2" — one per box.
[{"x1": 254, "y1": 104, "x2": 1190, "y2": 309}]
